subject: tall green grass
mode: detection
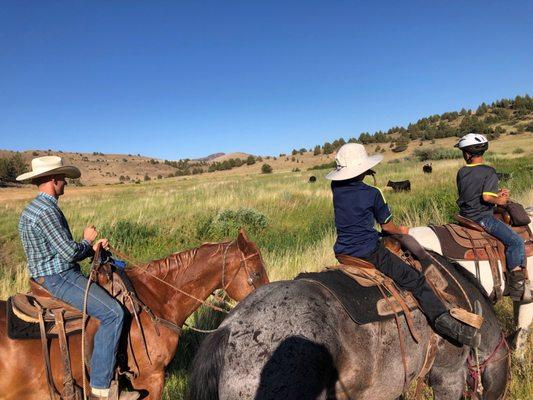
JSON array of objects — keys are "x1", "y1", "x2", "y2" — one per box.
[{"x1": 0, "y1": 154, "x2": 531, "y2": 399}]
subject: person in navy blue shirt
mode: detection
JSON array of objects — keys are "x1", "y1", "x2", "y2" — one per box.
[{"x1": 327, "y1": 143, "x2": 479, "y2": 347}]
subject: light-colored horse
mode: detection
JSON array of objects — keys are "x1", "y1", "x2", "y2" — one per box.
[{"x1": 409, "y1": 208, "x2": 533, "y2": 359}]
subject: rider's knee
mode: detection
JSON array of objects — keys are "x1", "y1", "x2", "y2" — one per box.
[{"x1": 106, "y1": 301, "x2": 125, "y2": 326}]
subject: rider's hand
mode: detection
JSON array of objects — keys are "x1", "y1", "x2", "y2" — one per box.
[
  {"x1": 500, "y1": 188, "x2": 510, "y2": 197},
  {"x1": 83, "y1": 225, "x2": 98, "y2": 243},
  {"x1": 496, "y1": 189, "x2": 510, "y2": 205},
  {"x1": 92, "y1": 238, "x2": 109, "y2": 251},
  {"x1": 399, "y1": 226, "x2": 409, "y2": 235}
]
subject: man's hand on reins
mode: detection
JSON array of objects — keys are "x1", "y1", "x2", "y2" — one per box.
[{"x1": 93, "y1": 238, "x2": 110, "y2": 251}]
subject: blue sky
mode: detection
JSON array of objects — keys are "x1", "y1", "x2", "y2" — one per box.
[{"x1": 1, "y1": 1, "x2": 532, "y2": 160}]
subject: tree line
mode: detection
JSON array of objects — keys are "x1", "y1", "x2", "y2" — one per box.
[
  {"x1": 307, "y1": 94, "x2": 533, "y2": 155},
  {"x1": 162, "y1": 155, "x2": 264, "y2": 177}
]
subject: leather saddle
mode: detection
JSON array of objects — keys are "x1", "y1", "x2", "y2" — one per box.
[
  {"x1": 9, "y1": 264, "x2": 141, "y2": 338},
  {"x1": 334, "y1": 244, "x2": 449, "y2": 320},
  {"x1": 431, "y1": 214, "x2": 533, "y2": 301},
  {"x1": 10, "y1": 280, "x2": 84, "y2": 336}
]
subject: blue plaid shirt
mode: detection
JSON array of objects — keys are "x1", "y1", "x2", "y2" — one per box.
[{"x1": 19, "y1": 192, "x2": 93, "y2": 277}]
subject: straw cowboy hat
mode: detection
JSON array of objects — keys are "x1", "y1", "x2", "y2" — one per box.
[
  {"x1": 326, "y1": 143, "x2": 383, "y2": 181},
  {"x1": 16, "y1": 156, "x2": 81, "y2": 182}
]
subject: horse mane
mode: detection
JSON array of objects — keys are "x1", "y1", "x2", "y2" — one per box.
[
  {"x1": 128, "y1": 240, "x2": 230, "y2": 275},
  {"x1": 429, "y1": 251, "x2": 492, "y2": 301}
]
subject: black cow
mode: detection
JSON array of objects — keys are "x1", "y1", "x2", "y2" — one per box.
[
  {"x1": 496, "y1": 172, "x2": 512, "y2": 181},
  {"x1": 308, "y1": 176, "x2": 317, "y2": 183},
  {"x1": 423, "y1": 163, "x2": 433, "y2": 174},
  {"x1": 387, "y1": 180, "x2": 411, "y2": 192}
]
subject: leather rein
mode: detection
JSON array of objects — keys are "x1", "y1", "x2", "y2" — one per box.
[{"x1": 106, "y1": 241, "x2": 263, "y2": 333}]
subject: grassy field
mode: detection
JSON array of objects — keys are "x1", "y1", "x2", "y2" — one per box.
[{"x1": 0, "y1": 134, "x2": 532, "y2": 398}]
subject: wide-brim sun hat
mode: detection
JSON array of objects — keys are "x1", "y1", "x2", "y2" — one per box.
[
  {"x1": 16, "y1": 156, "x2": 81, "y2": 182},
  {"x1": 326, "y1": 143, "x2": 383, "y2": 181}
]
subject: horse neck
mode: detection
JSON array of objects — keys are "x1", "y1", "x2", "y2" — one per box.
[{"x1": 126, "y1": 242, "x2": 228, "y2": 326}]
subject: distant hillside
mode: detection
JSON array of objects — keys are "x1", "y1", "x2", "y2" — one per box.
[
  {"x1": 2, "y1": 95, "x2": 532, "y2": 186},
  {"x1": 211, "y1": 152, "x2": 254, "y2": 162},
  {"x1": 196, "y1": 152, "x2": 225, "y2": 162}
]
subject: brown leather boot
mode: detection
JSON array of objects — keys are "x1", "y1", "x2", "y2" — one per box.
[{"x1": 508, "y1": 269, "x2": 533, "y2": 303}]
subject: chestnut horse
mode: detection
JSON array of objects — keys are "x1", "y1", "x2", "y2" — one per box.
[{"x1": 0, "y1": 230, "x2": 269, "y2": 400}]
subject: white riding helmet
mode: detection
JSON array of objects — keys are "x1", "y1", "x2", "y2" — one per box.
[{"x1": 454, "y1": 133, "x2": 489, "y2": 154}]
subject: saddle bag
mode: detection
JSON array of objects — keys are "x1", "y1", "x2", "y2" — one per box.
[{"x1": 503, "y1": 201, "x2": 531, "y2": 227}]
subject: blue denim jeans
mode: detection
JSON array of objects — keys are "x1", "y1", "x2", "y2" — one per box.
[
  {"x1": 37, "y1": 267, "x2": 125, "y2": 389},
  {"x1": 475, "y1": 215, "x2": 526, "y2": 271}
]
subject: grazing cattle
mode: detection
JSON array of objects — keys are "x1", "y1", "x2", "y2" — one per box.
[
  {"x1": 423, "y1": 163, "x2": 432, "y2": 174},
  {"x1": 496, "y1": 172, "x2": 512, "y2": 181},
  {"x1": 308, "y1": 176, "x2": 317, "y2": 183},
  {"x1": 387, "y1": 180, "x2": 411, "y2": 192}
]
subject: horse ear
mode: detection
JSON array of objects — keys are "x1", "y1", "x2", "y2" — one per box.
[{"x1": 237, "y1": 228, "x2": 251, "y2": 253}]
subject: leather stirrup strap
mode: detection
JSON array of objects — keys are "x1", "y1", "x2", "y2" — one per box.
[
  {"x1": 55, "y1": 311, "x2": 80, "y2": 400},
  {"x1": 125, "y1": 293, "x2": 152, "y2": 365},
  {"x1": 413, "y1": 333, "x2": 438, "y2": 400},
  {"x1": 38, "y1": 307, "x2": 59, "y2": 400},
  {"x1": 463, "y1": 227, "x2": 503, "y2": 301},
  {"x1": 383, "y1": 279, "x2": 421, "y2": 343},
  {"x1": 485, "y1": 244, "x2": 503, "y2": 301},
  {"x1": 375, "y1": 284, "x2": 409, "y2": 390}
]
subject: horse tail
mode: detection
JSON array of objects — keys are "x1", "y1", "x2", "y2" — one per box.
[{"x1": 188, "y1": 327, "x2": 230, "y2": 400}]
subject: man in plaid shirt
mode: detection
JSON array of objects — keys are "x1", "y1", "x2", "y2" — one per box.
[{"x1": 17, "y1": 156, "x2": 139, "y2": 400}]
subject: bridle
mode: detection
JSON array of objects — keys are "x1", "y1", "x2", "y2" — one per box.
[{"x1": 221, "y1": 239, "x2": 264, "y2": 291}]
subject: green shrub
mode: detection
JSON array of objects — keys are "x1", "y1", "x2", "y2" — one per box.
[
  {"x1": 308, "y1": 161, "x2": 336, "y2": 171},
  {"x1": 0, "y1": 153, "x2": 27, "y2": 182},
  {"x1": 392, "y1": 145, "x2": 407, "y2": 153},
  {"x1": 261, "y1": 164, "x2": 273, "y2": 174},
  {"x1": 197, "y1": 208, "x2": 268, "y2": 240},
  {"x1": 101, "y1": 221, "x2": 159, "y2": 250},
  {"x1": 413, "y1": 148, "x2": 462, "y2": 161},
  {"x1": 513, "y1": 148, "x2": 525, "y2": 154}
]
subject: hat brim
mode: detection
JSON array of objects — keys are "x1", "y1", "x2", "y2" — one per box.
[
  {"x1": 16, "y1": 166, "x2": 81, "y2": 182},
  {"x1": 325, "y1": 154, "x2": 383, "y2": 181}
]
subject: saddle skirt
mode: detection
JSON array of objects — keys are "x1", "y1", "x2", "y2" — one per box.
[{"x1": 433, "y1": 214, "x2": 533, "y2": 261}]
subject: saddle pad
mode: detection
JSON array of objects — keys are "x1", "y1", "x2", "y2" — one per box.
[
  {"x1": 6, "y1": 297, "x2": 53, "y2": 340},
  {"x1": 295, "y1": 270, "x2": 415, "y2": 325}
]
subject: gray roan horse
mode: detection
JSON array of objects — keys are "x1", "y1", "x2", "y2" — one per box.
[{"x1": 189, "y1": 253, "x2": 510, "y2": 400}]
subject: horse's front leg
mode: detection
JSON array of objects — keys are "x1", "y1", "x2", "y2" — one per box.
[
  {"x1": 428, "y1": 364, "x2": 468, "y2": 400},
  {"x1": 513, "y1": 301, "x2": 532, "y2": 361},
  {"x1": 132, "y1": 371, "x2": 166, "y2": 400}
]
